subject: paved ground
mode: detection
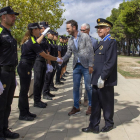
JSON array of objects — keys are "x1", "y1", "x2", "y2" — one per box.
[{"x1": 8, "y1": 58, "x2": 140, "y2": 140}]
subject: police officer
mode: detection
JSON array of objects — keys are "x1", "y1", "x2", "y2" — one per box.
[
  {"x1": 82, "y1": 18, "x2": 117, "y2": 133},
  {"x1": 55, "y1": 35, "x2": 65, "y2": 85},
  {"x1": 0, "y1": 6, "x2": 20, "y2": 140},
  {"x1": 43, "y1": 30, "x2": 56, "y2": 100},
  {"x1": 18, "y1": 23, "x2": 62, "y2": 121},
  {"x1": 49, "y1": 31, "x2": 59, "y2": 91},
  {"x1": 33, "y1": 21, "x2": 49, "y2": 108},
  {"x1": 60, "y1": 36, "x2": 66, "y2": 81}
]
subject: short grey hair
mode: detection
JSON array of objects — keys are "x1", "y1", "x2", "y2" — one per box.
[
  {"x1": 106, "y1": 27, "x2": 111, "y2": 33},
  {"x1": 81, "y1": 23, "x2": 90, "y2": 30}
]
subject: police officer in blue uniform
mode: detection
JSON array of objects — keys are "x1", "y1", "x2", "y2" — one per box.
[
  {"x1": 18, "y1": 23, "x2": 62, "y2": 121},
  {"x1": 33, "y1": 21, "x2": 49, "y2": 108},
  {"x1": 0, "y1": 6, "x2": 20, "y2": 140},
  {"x1": 82, "y1": 18, "x2": 117, "y2": 133}
]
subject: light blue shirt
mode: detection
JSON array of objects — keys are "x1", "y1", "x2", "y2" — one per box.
[{"x1": 73, "y1": 32, "x2": 80, "y2": 63}]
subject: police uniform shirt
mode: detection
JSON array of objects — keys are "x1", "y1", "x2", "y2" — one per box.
[
  {"x1": 91, "y1": 34, "x2": 117, "y2": 86},
  {"x1": 21, "y1": 36, "x2": 43, "y2": 60},
  {"x1": 53, "y1": 41, "x2": 58, "y2": 57},
  {"x1": 0, "y1": 25, "x2": 18, "y2": 66},
  {"x1": 36, "y1": 36, "x2": 48, "y2": 58},
  {"x1": 47, "y1": 39, "x2": 56, "y2": 56},
  {"x1": 58, "y1": 42, "x2": 62, "y2": 52}
]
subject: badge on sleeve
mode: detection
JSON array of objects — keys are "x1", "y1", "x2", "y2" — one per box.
[
  {"x1": 99, "y1": 45, "x2": 103, "y2": 50},
  {"x1": 3, "y1": 84, "x2": 6, "y2": 88}
]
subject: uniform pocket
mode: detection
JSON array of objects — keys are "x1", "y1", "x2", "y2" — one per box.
[{"x1": 96, "y1": 52, "x2": 104, "y2": 63}]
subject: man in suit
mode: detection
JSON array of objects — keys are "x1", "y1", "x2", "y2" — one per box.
[
  {"x1": 62, "y1": 20, "x2": 94, "y2": 116},
  {"x1": 82, "y1": 18, "x2": 117, "y2": 133},
  {"x1": 80, "y1": 23, "x2": 98, "y2": 108}
]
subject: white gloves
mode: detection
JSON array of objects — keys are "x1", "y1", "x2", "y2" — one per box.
[
  {"x1": 0, "y1": 81, "x2": 4, "y2": 95},
  {"x1": 46, "y1": 64, "x2": 53, "y2": 73},
  {"x1": 42, "y1": 27, "x2": 50, "y2": 36},
  {"x1": 56, "y1": 57, "x2": 63, "y2": 63},
  {"x1": 97, "y1": 76, "x2": 105, "y2": 89}
]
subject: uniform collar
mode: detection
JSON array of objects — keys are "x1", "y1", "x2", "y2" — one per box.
[
  {"x1": 101, "y1": 34, "x2": 111, "y2": 41},
  {"x1": 0, "y1": 24, "x2": 11, "y2": 33}
]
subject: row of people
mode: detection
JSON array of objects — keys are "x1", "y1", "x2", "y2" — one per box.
[{"x1": 0, "y1": 6, "x2": 69, "y2": 140}]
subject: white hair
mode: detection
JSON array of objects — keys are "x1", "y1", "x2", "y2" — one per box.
[
  {"x1": 106, "y1": 27, "x2": 111, "y2": 33},
  {"x1": 81, "y1": 23, "x2": 90, "y2": 30}
]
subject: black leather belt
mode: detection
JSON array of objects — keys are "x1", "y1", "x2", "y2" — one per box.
[
  {"x1": 21, "y1": 59, "x2": 34, "y2": 65},
  {"x1": 36, "y1": 57, "x2": 45, "y2": 62},
  {"x1": 1, "y1": 66, "x2": 15, "y2": 72}
]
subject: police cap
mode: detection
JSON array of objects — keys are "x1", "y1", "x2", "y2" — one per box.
[
  {"x1": 54, "y1": 31, "x2": 58, "y2": 36},
  {"x1": 0, "y1": 6, "x2": 19, "y2": 17},
  {"x1": 59, "y1": 35, "x2": 64, "y2": 39},
  {"x1": 40, "y1": 21, "x2": 49, "y2": 28},
  {"x1": 47, "y1": 29, "x2": 55, "y2": 35},
  {"x1": 95, "y1": 18, "x2": 113, "y2": 28},
  {"x1": 28, "y1": 23, "x2": 42, "y2": 30}
]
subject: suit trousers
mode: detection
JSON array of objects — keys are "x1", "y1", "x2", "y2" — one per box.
[{"x1": 89, "y1": 85, "x2": 114, "y2": 130}]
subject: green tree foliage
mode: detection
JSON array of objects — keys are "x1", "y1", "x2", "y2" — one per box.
[
  {"x1": 107, "y1": 0, "x2": 140, "y2": 56},
  {"x1": 0, "y1": 0, "x2": 66, "y2": 45}
]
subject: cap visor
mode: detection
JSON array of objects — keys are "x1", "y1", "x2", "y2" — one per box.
[{"x1": 9, "y1": 12, "x2": 19, "y2": 15}]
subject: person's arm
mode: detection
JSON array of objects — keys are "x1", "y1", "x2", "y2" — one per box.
[
  {"x1": 58, "y1": 51, "x2": 61, "y2": 58},
  {"x1": 47, "y1": 51, "x2": 52, "y2": 65},
  {"x1": 62, "y1": 41, "x2": 72, "y2": 62}
]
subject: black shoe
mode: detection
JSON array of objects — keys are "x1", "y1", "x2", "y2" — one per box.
[
  {"x1": 82, "y1": 127, "x2": 99, "y2": 133},
  {"x1": 19, "y1": 115, "x2": 34, "y2": 121},
  {"x1": 48, "y1": 93, "x2": 55, "y2": 97},
  {"x1": 55, "y1": 81, "x2": 64, "y2": 85},
  {"x1": 50, "y1": 86, "x2": 58, "y2": 91},
  {"x1": 63, "y1": 74, "x2": 67, "y2": 77},
  {"x1": 65, "y1": 71, "x2": 69, "y2": 74},
  {"x1": 43, "y1": 95, "x2": 53, "y2": 100},
  {"x1": 34, "y1": 101, "x2": 46, "y2": 108},
  {"x1": 101, "y1": 126, "x2": 113, "y2": 132},
  {"x1": 28, "y1": 112, "x2": 37, "y2": 118},
  {"x1": 0, "y1": 137, "x2": 6, "y2": 140},
  {"x1": 40, "y1": 101, "x2": 47, "y2": 106},
  {"x1": 3, "y1": 129, "x2": 19, "y2": 139},
  {"x1": 60, "y1": 77, "x2": 66, "y2": 81}
]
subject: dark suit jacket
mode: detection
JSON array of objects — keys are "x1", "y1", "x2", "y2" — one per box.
[{"x1": 91, "y1": 36, "x2": 117, "y2": 86}]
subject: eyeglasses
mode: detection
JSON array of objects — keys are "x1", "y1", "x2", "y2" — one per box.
[{"x1": 80, "y1": 29, "x2": 87, "y2": 32}]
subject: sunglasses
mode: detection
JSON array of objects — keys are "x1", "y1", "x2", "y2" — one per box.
[{"x1": 80, "y1": 29, "x2": 87, "y2": 32}]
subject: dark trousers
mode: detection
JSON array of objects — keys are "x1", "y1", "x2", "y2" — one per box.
[
  {"x1": 56, "y1": 64, "x2": 62, "y2": 83},
  {"x1": 89, "y1": 85, "x2": 114, "y2": 130},
  {"x1": 0, "y1": 70, "x2": 16, "y2": 137},
  {"x1": 43, "y1": 72, "x2": 52, "y2": 95},
  {"x1": 17, "y1": 62, "x2": 32, "y2": 116},
  {"x1": 33, "y1": 60, "x2": 46, "y2": 102},
  {"x1": 50, "y1": 68, "x2": 56, "y2": 87}
]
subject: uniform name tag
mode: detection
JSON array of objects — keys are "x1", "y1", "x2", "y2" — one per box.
[{"x1": 2, "y1": 35, "x2": 9, "y2": 37}]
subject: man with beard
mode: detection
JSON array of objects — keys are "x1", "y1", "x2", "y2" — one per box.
[
  {"x1": 0, "y1": 6, "x2": 20, "y2": 139},
  {"x1": 62, "y1": 20, "x2": 94, "y2": 116}
]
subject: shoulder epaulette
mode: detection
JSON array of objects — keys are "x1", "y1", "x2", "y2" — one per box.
[
  {"x1": 31, "y1": 36, "x2": 36, "y2": 44},
  {"x1": 109, "y1": 36, "x2": 115, "y2": 40},
  {"x1": 0, "y1": 27, "x2": 3, "y2": 34}
]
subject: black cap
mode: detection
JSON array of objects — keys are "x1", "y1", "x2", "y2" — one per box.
[
  {"x1": 40, "y1": 21, "x2": 49, "y2": 28},
  {"x1": 59, "y1": 35, "x2": 64, "y2": 39},
  {"x1": 54, "y1": 31, "x2": 58, "y2": 36},
  {"x1": 28, "y1": 23, "x2": 42, "y2": 30},
  {"x1": 47, "y1": 29, "x2": 55, "y2": 35},
  {"x1": 0, "y1": 6, "x2": 19, "y2": 17},
  {"x1": 95, "y1": 18, "x2": 113, "y2": 28}
]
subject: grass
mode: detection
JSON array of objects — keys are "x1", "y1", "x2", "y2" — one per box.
[{"x1": 137, "y1": 61, "x2": 140, "y2": 64}]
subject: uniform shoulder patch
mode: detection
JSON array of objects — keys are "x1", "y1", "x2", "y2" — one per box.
[{"x1": 109, "y1": 36, "x2": 115, "y2": 40}]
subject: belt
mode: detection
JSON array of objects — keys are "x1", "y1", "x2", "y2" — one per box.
[
  {"x1": 21, "y1": 59, "x2": 34, "y2": 65},
  {"x1": 1, "y1": 66, "x2": 15, "y2": 72},
  {"x1": 36, "y1": 57, "x2": 46, "y2": 62}
]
